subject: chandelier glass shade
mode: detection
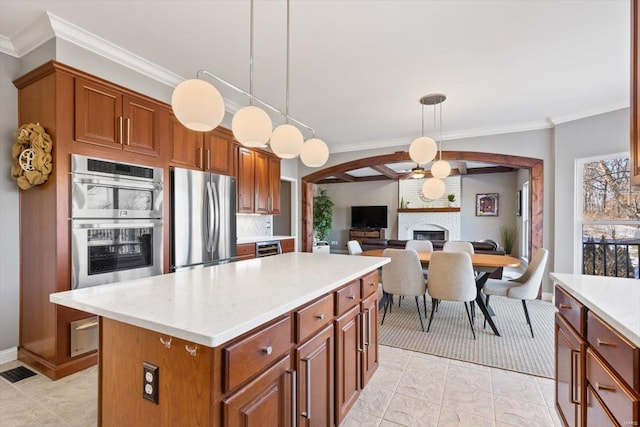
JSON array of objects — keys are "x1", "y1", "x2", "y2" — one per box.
[
  {"x1": 232, "y1": 106, "x2": 273, "y2": 147},
  {"x1": 409, "y1": 136, "x2": 437, "y2": 164},
  {"x1": 422, "y1": 177, "x2": 446, "y2": 199},
  {"x1": 300, "y1": 138, "x2": 329, "y2": 167},
  {"x1": 431, "y1": 159, "x2": 451, "y2": 179},
  {"x1": 270, "y1": 124, "x2": 304, "y2": 159},
  {"x1": 171, "y1": 79, "x2": 225, "y2": 132}
]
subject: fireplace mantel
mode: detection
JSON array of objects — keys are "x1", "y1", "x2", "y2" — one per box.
[{"x1": 397, "y1": 208, "x2": 460, "y2": 213}]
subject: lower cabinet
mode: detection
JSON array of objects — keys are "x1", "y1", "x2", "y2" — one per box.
[
  {"x1": 555, "y1": 312, "x2": 585, "y2": 427},
  {"x1": 361, "y1": 291, "x2": 379, "y2": 387},
  {"x1": 223, "y1": 355, "x2": 293, "y2": 427},
  {"x1": 335, "y1": 304, "x2": 361, "y2": 424}
]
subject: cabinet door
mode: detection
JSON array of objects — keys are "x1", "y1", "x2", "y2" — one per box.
[
  {"x1": 254, "y1": 151, "x2": 270, "y2": 214},
  {"x1": 269, "y1": 156, "x2": 281, "y2": 215},
  {"x1": 335, "y1": 305, "x2": 361, "y2": 425},
  {"x1": 204, "y1": 130, "x2": 235, "y2": 176},
  {"x1": 281, "y1": 238, "x2": 295, "y2": 254},
  {"x1": 223, "y1": 355, "x2": 293, "y2": 427},
  {"x1": 296, "y1": 324, "x2": 334, "y2": 427},
  {"x1": 555, "y1": 313, "x2": 584, "y2": 427},
  {"x1": 169, "y1": 114, "x2": 203, "y2": 170},
  {"x1": 122, "y1": 94, "x2": 159, "y2": 157},
  {"x1": 237, "y1": 148, "x2": 255, "y2": 213},
  {"x1": 361, "y1": 292, "x2": 379, "y2": 388},
  {"x1": 75, "y1": 78, "x2": 123, "y2": 149}
]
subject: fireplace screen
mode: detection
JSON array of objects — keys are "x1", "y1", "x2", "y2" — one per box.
[{"x1": 413, "y1": 230, "x2": 445, "y2": 240}]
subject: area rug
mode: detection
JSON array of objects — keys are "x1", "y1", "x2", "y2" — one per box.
[{"x1": 378, "y1": 296, "x2": 556, "y2": 378}]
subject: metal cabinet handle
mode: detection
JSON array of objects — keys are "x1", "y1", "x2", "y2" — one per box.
[
  {"x1": 367, "y1": 309, "x2": 371, "y2": 346},
  {"x1": 206, "y1": 149, "x2": 211, "y2": 170},
  {"x1": 570, "y1": 350, "x2": 580, "y2": 404},
  {"x1": 596, "y1": 338, "x2": 617, "y2": 347},
  {"x1": 315, "y1": 313, "x2": 325, "y2": 320},
  {"x1": 185, "y1": 343, "x2": 197, "y2": 356},
  {"x1": 159, "y1": 336, "x2": 172, "y2": 348},
  {"x1": 262, "y1": 346, "x2": 273, "y2": 355},
  {"x1": 595, "y1": 382, "x2": 616, "y2": 392},
  {"x1": 126, "y1": 118, "x2": 130, "y2": 145},
  {"x1": 288, "y1": 370, "x2": 297, "y2": 427},
  {"x1": 118, "y1": 116, "x2": 123, "y2": 145},
  {"x1": 199, "y1": 146, "x2": 204, "y2": 169},
  {"x1": 558, "y1": 303, "x2": 572, "y2": 310},
  {"x1": 301, "y1": 358, "x2": 312, "y2": 419},
  {"x1": 348, "y1": 295, "x2": 355, "y2": 300},
  {"x1": 357, "y1": 313, "x2": 364, "y2": 353},
  {"x1": 75, "y1": 320, "x2": 99, "y2": 331}
]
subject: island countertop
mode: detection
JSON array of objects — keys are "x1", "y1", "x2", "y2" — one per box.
[
  {"x1": 550, "y1": 272, "x2": 640, "y2": 346},
  {"x1": 51, "y1": 252, "x2": 389, "y2": 347}
]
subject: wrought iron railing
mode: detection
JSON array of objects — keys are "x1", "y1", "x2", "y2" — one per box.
[{"x1": 582, "y1": 238, "x2": 640, "y2": 278}]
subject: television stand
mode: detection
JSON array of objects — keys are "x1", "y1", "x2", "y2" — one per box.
[{"x1": 349, "y1": 228, "x2": 385, "y2": 244}]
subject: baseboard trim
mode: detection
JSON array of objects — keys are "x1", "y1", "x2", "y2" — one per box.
[
  {"x1": 541, "y1": 292, "x2": 553, "y2": 302},
  {"x1": 0, "y1": 347, "x2": 18, "y2": 365}
]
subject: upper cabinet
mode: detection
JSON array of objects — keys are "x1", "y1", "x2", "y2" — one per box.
[
  {"x1": 632, "y1": 0, "x2": 640, "y2": 186},
  {"x1": 168, "y1": 115, "x2": 235, "y2": 177},
  {"x1": 75, "y1": 78, "x2": 160, "y2": 158},
  {"x1": 236, "y1": 146, "x2": 281, "y2": 215}
]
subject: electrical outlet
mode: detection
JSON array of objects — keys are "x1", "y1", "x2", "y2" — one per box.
[
  {"x1": 142, "y1": 362, "x2": 159, "y2": 404},
  {"x1": 330, "y1": 240, "x2": 338, "y2": 245}
]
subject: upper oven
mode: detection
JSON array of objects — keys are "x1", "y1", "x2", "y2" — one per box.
[{"x1": 71, "y1": 154, "x2": 163, "y2": 219}]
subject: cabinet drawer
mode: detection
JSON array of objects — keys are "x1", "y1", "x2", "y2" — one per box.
[
  {"x1": 295, "y1": 294, "x2": 334, "y2": 343},
  {"x1": 364, "y1": 231, "x2": 380, "y2": 237},
  {"x1": 555, "y1": 286, "x2": 585, "y2": 336},
  {"x1": 586, "y1": 384, "x2": 617, "y2": 427},
  {"x1": 223, "y1": 316, "x2": 293, "y2": 392},
  {"x1": 237, "y1": 244, "x2": 256, "y2": 257},
  {"x1": 586, "y1": 349, "x2": 639, "y2": 426},
  {"x1": 587, "y1": 311, "x2": 640, "y2": 393},
  {"x1": 350, "y1": 231, "x2": 365, "y2": 237},
  {"x1": 361, "y1": 270, "x2": 379, "y2": 299},
  {"x1": 335, "y1": 280, "x2": 361, "y2": 316}
]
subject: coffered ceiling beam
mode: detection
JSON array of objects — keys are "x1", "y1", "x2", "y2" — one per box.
[{"x1": 371, "y1": 164, "x2": 399, "y2": 179}]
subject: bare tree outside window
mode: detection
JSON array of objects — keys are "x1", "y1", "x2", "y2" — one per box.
[{"x1": 581, "y1": 157, "x2": 639, "y2": 278}]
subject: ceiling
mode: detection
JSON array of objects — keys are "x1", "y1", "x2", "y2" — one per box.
[{"x1": 0, "y1": 0, "x2": 630, "y2": 155}]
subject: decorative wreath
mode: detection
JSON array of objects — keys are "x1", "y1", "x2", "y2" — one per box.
[{"x1": 11, "y1": 123, "x2": 53, "y2": 190}]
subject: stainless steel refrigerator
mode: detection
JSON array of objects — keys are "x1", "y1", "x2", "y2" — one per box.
[{"x1": 170, "y1": 168, "x2": 237, "y2": 271}]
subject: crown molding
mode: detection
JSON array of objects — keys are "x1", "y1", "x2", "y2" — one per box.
[
  {"x1": 548, "y1": 103, "x2": 629, "y2": 125},
  {"x1": 6, "y1": 13, "x2": 54, "y2": 57},
  {"x1": 0, "y1": 35, "x2": 17, "y2": 57}
]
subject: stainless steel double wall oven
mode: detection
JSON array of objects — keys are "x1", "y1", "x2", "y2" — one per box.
[{"x1": 70, "y1": 154, "x2": 163, "y2": 289}]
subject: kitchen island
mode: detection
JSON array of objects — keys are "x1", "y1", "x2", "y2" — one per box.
[
  {"x1": 51, "y1": 252, "x2": 389, "y2": 426},
  {"x1": 550, "y1": 273, "x2": 639, "y2": 427}
]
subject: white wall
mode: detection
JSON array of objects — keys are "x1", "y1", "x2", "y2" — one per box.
[
  {"x1": 553, "y1": 108, "x2": 630, "y2": 274},
  {"x1": 0, "y1": 53, "x2": 22, "y2": 353}
]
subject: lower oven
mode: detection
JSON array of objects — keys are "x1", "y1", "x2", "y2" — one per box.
[{"x1": 71, "y1": 218, "x2": 163, "y2": 289}]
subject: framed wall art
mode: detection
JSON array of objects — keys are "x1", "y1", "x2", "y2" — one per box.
[{"x1": 476, "y1": 193, "x2": 499, "y2": 216}]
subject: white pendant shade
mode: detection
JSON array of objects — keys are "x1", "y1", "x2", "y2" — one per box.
[
  {"x1": 431, "y1": 159, "x2": 451, "y2": 178},
  {"x1": 171, "y1": 79, "x2": 225, "y2": 132},
  {"x1": 422, "y1": 177, "x2": 446, "y2": 199},
  {"x1": 232, "y1": 105, "x2": 273, "y2": 147},
  {"x1": 270, "y1": 124, "x2": 304, "y2": 159},
  {"x1": 409, "y1": 136, "x2": 438, "y2": 164},
  {"x1": 300, "y1": 138, "x2": 329, "y2": 167}
]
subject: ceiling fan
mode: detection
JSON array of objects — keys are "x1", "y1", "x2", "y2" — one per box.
[{"x1": 410, "y1": 164, "x2": 426, "y2": 179}]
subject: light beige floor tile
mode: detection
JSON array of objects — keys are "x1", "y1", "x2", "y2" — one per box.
[
  {"x1": 0, "y1": 386, "x2": 69, "y2": 427},
  {"x1": 448, "y1": 359, "x2": 491, "y2": 372},
  {"x1": 410, "y1": 352, "x2": 450, "y2": 365},
  {"x1": 493, "y1": 395, "x2": 554, "y2": 427},
  {"x1": 383, "y1": 393, "x2": 440, "y2": 427},
  {"x1": 339, "y1": 407, "x2": 382, "y2": 427},
  {"x1": 395, "y1": 367, "x2": 446, "y2": 405},
  {"x1": 379, "y1": 420, "x2": 405, "y2": 427},
  {"x1": 441, "y1": 382, "x2": 494, "y2": 420},
  {"x1": 536, "y1": 378, "x2": 556, "y2": 409},
  {"x1": 369, "y1": 365, "x2": 405, "y2": 392},
  {"x1": 407, "y1": 355, "x2": 449, "y2": 373},
  {"x1": 490, "y1": 367, "x2": 538, "y2": 385},
  {"x1": 437, "y1": 406, "x2": 496, "y2": 427},
  {"x1": 491, "y1": 375, "x2": 545, "y2": 406},
  {"x1": 446, "y1": 364, "x2": 491, "y2": 392},
  {"x1": 379, "y1": 346, "x2": 412, "y2": 371},
  {"x1": 353, "y1": 383, "x2": 394, "y2": 418}
]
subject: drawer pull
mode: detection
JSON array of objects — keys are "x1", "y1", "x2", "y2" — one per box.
[
  {"x1": 185, "y1": 343, "x2": 198, "y2": 356},
  {"x1": 288, "y1": 370, "x2": 297, "y2": 427},
  {"x1": 348, "y1": 295, "x2": 355, "y2": 300},
  {"x1": 261, "y1": 346, "x2": 273, "y2": 355},
  {"x1": 595, "y1": 382, "x2": 616, "y2": 392},
  {"x1": 596, "y1": 338, "x2": 617, "y2": 347},
  {"x1": 315, "y1": 313, "x2": 325, "y2": 320},
  {"x1": 301, "y1": 358, "x2": 312, "y2": 419},
  {"x1": 558, "y1": 303, "x2": 572, "y2": 310},
  {"x1": 160, "y1": 336, "x2": 172, "y2": 348},
  {"x1": 570, "y1": 350, "x2": 580, "y2": 404}
]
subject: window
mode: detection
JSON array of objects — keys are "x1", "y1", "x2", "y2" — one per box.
[{"x1": 576, "y1": 154, "x2": 639, "y2": 278}]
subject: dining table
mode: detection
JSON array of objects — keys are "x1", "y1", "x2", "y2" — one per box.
[{"x1": 362, "y1": 249, "x2": 522, "y2": 336}]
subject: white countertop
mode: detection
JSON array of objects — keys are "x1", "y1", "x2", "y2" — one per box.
[
  {"x1": 51, "y1": 252, "x2": 388, "y2": 347},
  {"x1": 237, "y1": 235, "x2": 295, "y2": 244},
  {"x1": 550, "y1": 273, "x2": 640, "y2": 346}
]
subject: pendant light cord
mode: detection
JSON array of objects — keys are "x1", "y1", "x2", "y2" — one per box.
[
  {"x1": 249, "y1": 0, "x2": 254, "y2": 105},
  {"x1": 285, "y1": 0, "x2": 291, "y2": 123},
  {"x1": 439, "y1": 102, "x2": 443, "y2": 160}
]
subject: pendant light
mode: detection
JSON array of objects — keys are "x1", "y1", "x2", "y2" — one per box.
[
  {"x1": 430, "y1": 95, "x2": 450, "y2": 178},
  {"x1": 409, "y1": 100, "x2": 437, "y2": 165},
  {"x1": 417, "y1": 93, "x2": 448, "y2": 200},
  {"x1": 422, "y1": 177, "x2": 446, "y2": 199},
  {"x1": 171, "y1": 78, "x2": 225, "y2": 132},
  {"x1": 300, "y1": 137, "x2": 329, "y2": 167},
  {"x1": 270, "y1": 0, "x2": 304, "y2": 159}
]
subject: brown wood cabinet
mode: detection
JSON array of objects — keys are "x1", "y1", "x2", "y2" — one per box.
[
  {"x1": 75, "y1": 77, "x2": 160, "y2": 158},
  {"x1": 281, "y1": 238, "x2": 295, "y2": 253},
  {"x1": 236, "y1": 146, "x2": 281, "y2": 214},
  {"x1": 632, "y1": 0, "x2": 640, "y2": 187},
  {"x1": 555, "y1": 312, "x2": 585, "y2": 427},
  {"x1": 360, "y1": 291, "x2": 379, "y2": 387},
  {"x1": 349, "y1": 228, "x2": 385, "y2": 245},
  {"x1": 236, "y1": 243, "x2": 256, "y2": 261}
]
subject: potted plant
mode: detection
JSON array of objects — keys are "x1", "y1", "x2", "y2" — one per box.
[
  {"x1": 447, "y1": 193, "x2": 456, "y2": 207},
  {"x1": 313, "y1": 189, "x2": 334, "y2": 242},
  {"x1": 499, "y1": 225, "x2": 517, "y2": 255}
]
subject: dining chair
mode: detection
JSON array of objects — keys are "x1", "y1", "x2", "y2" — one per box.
[
  {"x1": 380, "y1": 248, "x2": 427, "y2": 331},
  {"x1": 442, "y1": 241, "x2": 475, "y2": 255},
  {"x1": 425, "y1": 251, "x2": 478, "y2": 339},
  {"x1": 405, "y1": 239, "x2": 434, "y2": 252},
  {"x1": 347, "y1": 240, "x2": 363, "y2": 255},
  {"x1": 482, "y1": 248, "x2": 548, "y2": 338}
]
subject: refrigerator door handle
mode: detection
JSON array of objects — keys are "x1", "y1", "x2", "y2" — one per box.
[
  {"x1": 211, "y1": 179, "x2": 220, "y2": 253},
  {"x1": 206, "y1": 181, "x2": 215, "y2": 253}
]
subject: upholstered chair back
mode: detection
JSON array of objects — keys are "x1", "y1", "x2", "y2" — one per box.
[{"x1": 427, "y1": 252, "x2": 476, "y2": 302}]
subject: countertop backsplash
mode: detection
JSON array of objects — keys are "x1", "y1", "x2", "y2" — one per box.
[{"x1": 236, "y1": 214, "x2": 273, "y2": 239}]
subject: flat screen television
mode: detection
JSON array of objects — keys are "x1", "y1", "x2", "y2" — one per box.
[{"x1": 351, "y1": 205, "x2": 388, "y2": 228}]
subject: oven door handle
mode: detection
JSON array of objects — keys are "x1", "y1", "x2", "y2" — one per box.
[
  {"x1": 72, "y1": 219, "x2": 163, "y2": 229},
  {"x1": 72, "y1": 176, "x2": 161, "y2": 191}
]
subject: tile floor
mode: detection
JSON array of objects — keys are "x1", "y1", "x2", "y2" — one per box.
[{"x1": 0, "y1": 345, "x2": 562, "y2": 427}]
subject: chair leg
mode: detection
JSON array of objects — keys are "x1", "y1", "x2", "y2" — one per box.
[
  {"x1": 483, "y1": 295, "x2": 491, "y2": 329},
  {"x1": 464, "y1": 302, "x2": 476, "y2": 340},
  {"x1": 522, "y1": 300, "x2": 534, "y2": 338},
  {"x1": 414, "y1": 296, "x2": 425, "y2": 331},
  {"x1": 427, "y1": 299, "x2": 437, "y2": 332},
  {"x1": 423, "y1": 294, "x2": 427, "y2": 318},
  {"x1": 381, "y1": 296, "x2": 389, "y2": 325},
  {"x1": 470, "y1": 301, "x2": 475, "y2": 323}
]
